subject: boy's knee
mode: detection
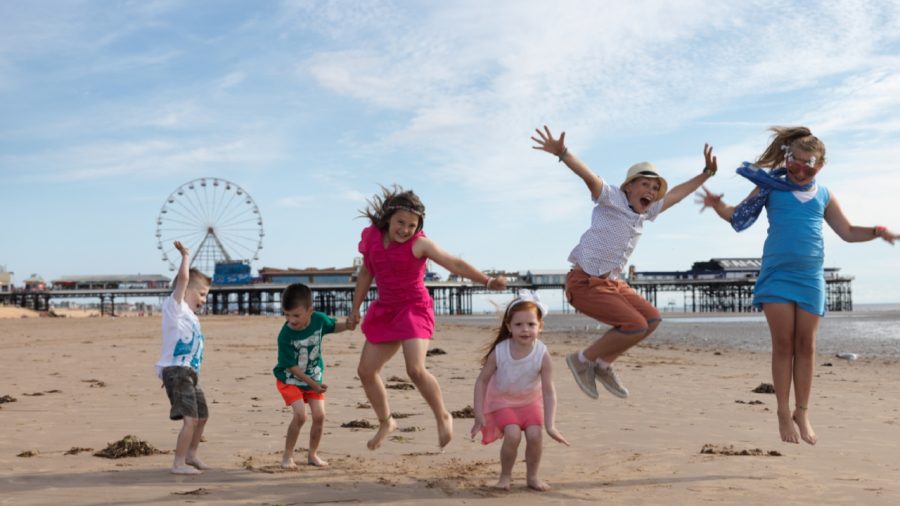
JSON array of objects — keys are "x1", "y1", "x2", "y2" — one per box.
[
  {"x1": 311, "y1": 411, "x2": 326, "y2": 425},
  {"x1": 182, "y1": 416, "x2": 201, "y2": 428},
  {"x1": 617, "y1": 319, "x2": 649, "y2": 334}
]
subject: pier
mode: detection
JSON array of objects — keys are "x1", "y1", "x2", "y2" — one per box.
[{"x1": 0, "y1": 258, "x2": 856, "y2": 316}]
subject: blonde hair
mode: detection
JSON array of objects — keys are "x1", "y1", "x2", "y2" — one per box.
[
  {"x1": 755, "y1": 126, "x2": 826, "y2": 169},
  {"x1": 187, "y1": 268, "x2": 211, "y2": 289}
]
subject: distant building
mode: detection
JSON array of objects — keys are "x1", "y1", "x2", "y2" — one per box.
[
  {"x1": 24, "y1": 274, "x2": 46, "y2": 291},
  {"x1": 0, "y1": 268, "x2": 12, "y2": 292},
  {"x1": 51, "y1": 274, "x2": 171, "y2": 290},
  {"x1": 524, "y1": 270, "x2": 567, "y2": 285},
  {"x1": 632, "y1": 258, "x2": 843, "y2": 281},
  {"x1": 259, "y1": 267, "x2": 356, "y2": 285}
]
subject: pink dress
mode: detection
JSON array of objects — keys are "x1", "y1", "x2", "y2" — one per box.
[
  {"x1": 358, "y1": 226, "x2": 435, "y2": 343},
  {"x1": 480, "y1": 339, "x2": 546, "y2": 444}
]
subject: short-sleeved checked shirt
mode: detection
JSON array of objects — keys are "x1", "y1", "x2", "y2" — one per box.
[{"x1": 567, "y1": 181, "x2": 664, "y2": 279}]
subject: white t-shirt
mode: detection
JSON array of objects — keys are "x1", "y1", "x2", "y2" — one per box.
[
  {"x1": 568, "y1": 182, "x2": 664, "y2": 279},
  {"x1": 155, "y1": 295, "x2": 204, "y2": 378}
]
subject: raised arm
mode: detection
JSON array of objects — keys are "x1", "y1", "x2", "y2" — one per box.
[
  {"x1": 824, "y1": 194, "x2": 898, "y2": 244},
  {"x1": 532, "y1": 125, "x2": 603, "y2": 201},
  {"x1": 412, "y1": 237, "x2": 507, "y2": 290},
  {"x1": 661, "y1": 143, "x2": 717, "y2": 213},
  {"x1": 172, "y1": 241, "x2": 190, "y2": 305},
  {"x1": 696, "y1": 186, "x2": 761, "y2": 223},
  {"x1": 348, "y1": 264, "x2": 373, "y2": 330}
]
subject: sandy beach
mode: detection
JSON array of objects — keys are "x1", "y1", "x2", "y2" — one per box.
[{"x1": 1, "y1": 314, "x2": 899, "y2": 505}]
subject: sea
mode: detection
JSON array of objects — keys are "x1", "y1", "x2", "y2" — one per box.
[{"x1": 440, "y1": 303, "x2": 900, "y2": 358}]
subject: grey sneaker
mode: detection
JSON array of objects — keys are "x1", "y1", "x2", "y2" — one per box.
[
  {"x1": 566, "y1": 353, "x2": 599, "y2": 399},
  {"x1": 595, "y1": 363, "x2": 629, "y2": 398}
]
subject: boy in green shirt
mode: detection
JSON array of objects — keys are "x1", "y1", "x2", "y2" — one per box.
[{"x1": 273, "y1": 283, "x2": 350, "y2": 468}]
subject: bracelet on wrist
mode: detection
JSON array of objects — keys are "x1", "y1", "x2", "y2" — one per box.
[
  {"x1": 703, "y1": 166, "x2": 716, "y2": 176},
  {"x1": 874, "y1": 225, "x2": 887, "y2": 236},
  {"x1": 557, "y1": 148, "x2": 568, "y2": 163},
  {"x1": 484, "y1": 276, "x2": 494, "y2": 288}
]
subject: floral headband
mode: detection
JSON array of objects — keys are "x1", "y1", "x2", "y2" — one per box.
[
  {"x1": 505, "y1": 289, "x2": 549, "y2": 318},
  {"x1": 385, "y1": 204, "x2": 425, "y2": 217}
]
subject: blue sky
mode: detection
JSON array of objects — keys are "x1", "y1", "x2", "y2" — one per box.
[{"x1": 3, "y1": 0, "x2": 900, "y2": 303}]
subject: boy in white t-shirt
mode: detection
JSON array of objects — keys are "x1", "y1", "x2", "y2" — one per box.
[
  {"x1": 532, "y1": 126, "x2": 715, "y2": 400},
  {"x1": 155, "y1": 240, "x2": 211, "y2": 475}
]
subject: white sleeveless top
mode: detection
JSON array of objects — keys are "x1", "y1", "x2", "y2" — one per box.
[{"x1": 484, "y1": 339, "x2": 546, "y2": 411}]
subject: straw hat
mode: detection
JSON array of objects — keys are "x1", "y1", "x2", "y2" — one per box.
[{"x1": 621, "y1": 162, "x2": 668, "y2": 201}]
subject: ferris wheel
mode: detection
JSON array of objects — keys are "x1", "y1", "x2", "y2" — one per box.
[{"x1": 155, "y1": 178, "x2": 264, "y2": 276}]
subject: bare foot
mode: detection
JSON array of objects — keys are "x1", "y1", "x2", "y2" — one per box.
[
  {"x1": 185, "y1": 457, "x2": 211, "y2": 470},
  {"x1": 527, "y1": 478, "x2": 551, "y2": 492},
  {"x1": 494, "y1": 475, "x2": 511, "y2": 491},
  {"x1": 437, "y1": 411, "x2": 453, "y2": 448},
  {"x1": 793, "y1": 409, "x2": 817, "y2": 445},
  {"x1": 171, "y1": 465, "x2": 202, "y2": 475},
  {"x1": 307, "y1": 455, "x2": 329, "y2": 467},
  {"x1": 777, "y1": 410, "x2": 800, "y2": 444},
  {"x1": 280, "y1": 457, "x2": 298, "y2": 470},
  {"x1": 367, "y1": 416, "x2": 398, "y2": 450}
]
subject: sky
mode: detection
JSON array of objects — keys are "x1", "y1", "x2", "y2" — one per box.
[{"x1": 3, "y1": 0, "x2": 900, "y2": 303}]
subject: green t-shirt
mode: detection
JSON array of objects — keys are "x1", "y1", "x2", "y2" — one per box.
[{"x1": 273, "y1": 311, "x2": 336, "y2": 388}]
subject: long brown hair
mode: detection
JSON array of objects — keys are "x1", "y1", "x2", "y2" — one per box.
[
  {"x1": 359, "y1": 184, "x2": 426, "y2": 232},
  {"x1": 479, "y1": 300, "x2": 543, "y2": 365},
  {"x1": 755, "y1": 126, "x2": 826, "y2": 169}
]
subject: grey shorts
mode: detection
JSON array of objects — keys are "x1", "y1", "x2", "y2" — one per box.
[{"x1": 162, "y1": 366, "x2": 209, "y2": 421}]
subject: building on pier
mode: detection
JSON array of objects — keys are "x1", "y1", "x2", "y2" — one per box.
[{"x1": 630, "y1": 258, "x2": 853, "y2": 312}]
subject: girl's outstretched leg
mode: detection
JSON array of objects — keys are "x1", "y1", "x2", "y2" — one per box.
[
  {"x1": 402, "y1": 339, "x2": 453, "y2": 448},
  {"x1": 497, "y1": 425, "x2": 522, "y2": 490},
  {"x1": 763, "y1": 303, "x2": 800, "y2": 444},
  {"x1": 524, "y1": 425, "x2": 549, "y2": 491},
  {"x1": 357, "y1": 340, "x2": 401, "y2": 450},
  {"x1": 792, "y1": 308, "x2": 821, "y2": 445}
]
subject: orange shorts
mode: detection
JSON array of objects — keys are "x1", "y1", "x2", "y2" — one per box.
[
  {"x1": 276, "y1": 379, "x2": 325, "y2": 405},
  {"x1": 565, "y1": 268, "x2": 661, "y2": 333}
]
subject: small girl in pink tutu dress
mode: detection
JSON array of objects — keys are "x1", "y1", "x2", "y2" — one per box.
[{"x1": 471, "y1": 290, "x2": 569, "y2": 491}]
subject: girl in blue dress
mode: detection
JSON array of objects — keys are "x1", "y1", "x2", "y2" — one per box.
[{"x1": 697, "y1": 127, "x2": 898, "y2": 445}]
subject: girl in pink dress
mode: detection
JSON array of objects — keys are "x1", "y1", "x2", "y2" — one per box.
[
  {"x1": 348, "y1": 185, "x2": 506, "y2": 451},
  {"x1": 471, "y1": 290, "x2": 569, "y2": 491}
]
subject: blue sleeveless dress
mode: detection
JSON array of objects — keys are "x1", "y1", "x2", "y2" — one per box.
[{"x1": 752, "y1": 185, "x2": 830, "y2": 316}]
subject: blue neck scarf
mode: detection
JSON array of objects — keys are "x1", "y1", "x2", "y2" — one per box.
[{"x1": 730, "y1": 162, "x2": 815, "y2": 232}]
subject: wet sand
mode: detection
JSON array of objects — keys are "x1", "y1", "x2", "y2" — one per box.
[{"x1": 1, "y1": 315, "x2": 899, "y2": 505}]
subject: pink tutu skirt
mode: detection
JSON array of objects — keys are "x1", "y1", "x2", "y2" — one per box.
[{"x1": 480, "y1": 400, "x2": 544, "y2": 445}]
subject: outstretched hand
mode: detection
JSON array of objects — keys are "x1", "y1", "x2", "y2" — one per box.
[
  {"x1": 487, "y1": 275, "x2": 507, "y2": 290},
  {"x1": 703, "y1": 143, "x2": 718, "y2": 176},
  {"x1": 874, "y1": 226, "x2": 899, "y2": 245},
  {"x1": 174, "y1": 240, "x2": 189, "y2": 257},
  {"x1": 694, "y1": 185, "x2": 723, "y2": 213},
  {"x1": 531, "y1": 125, "x2": 567, "y2": 158}
]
